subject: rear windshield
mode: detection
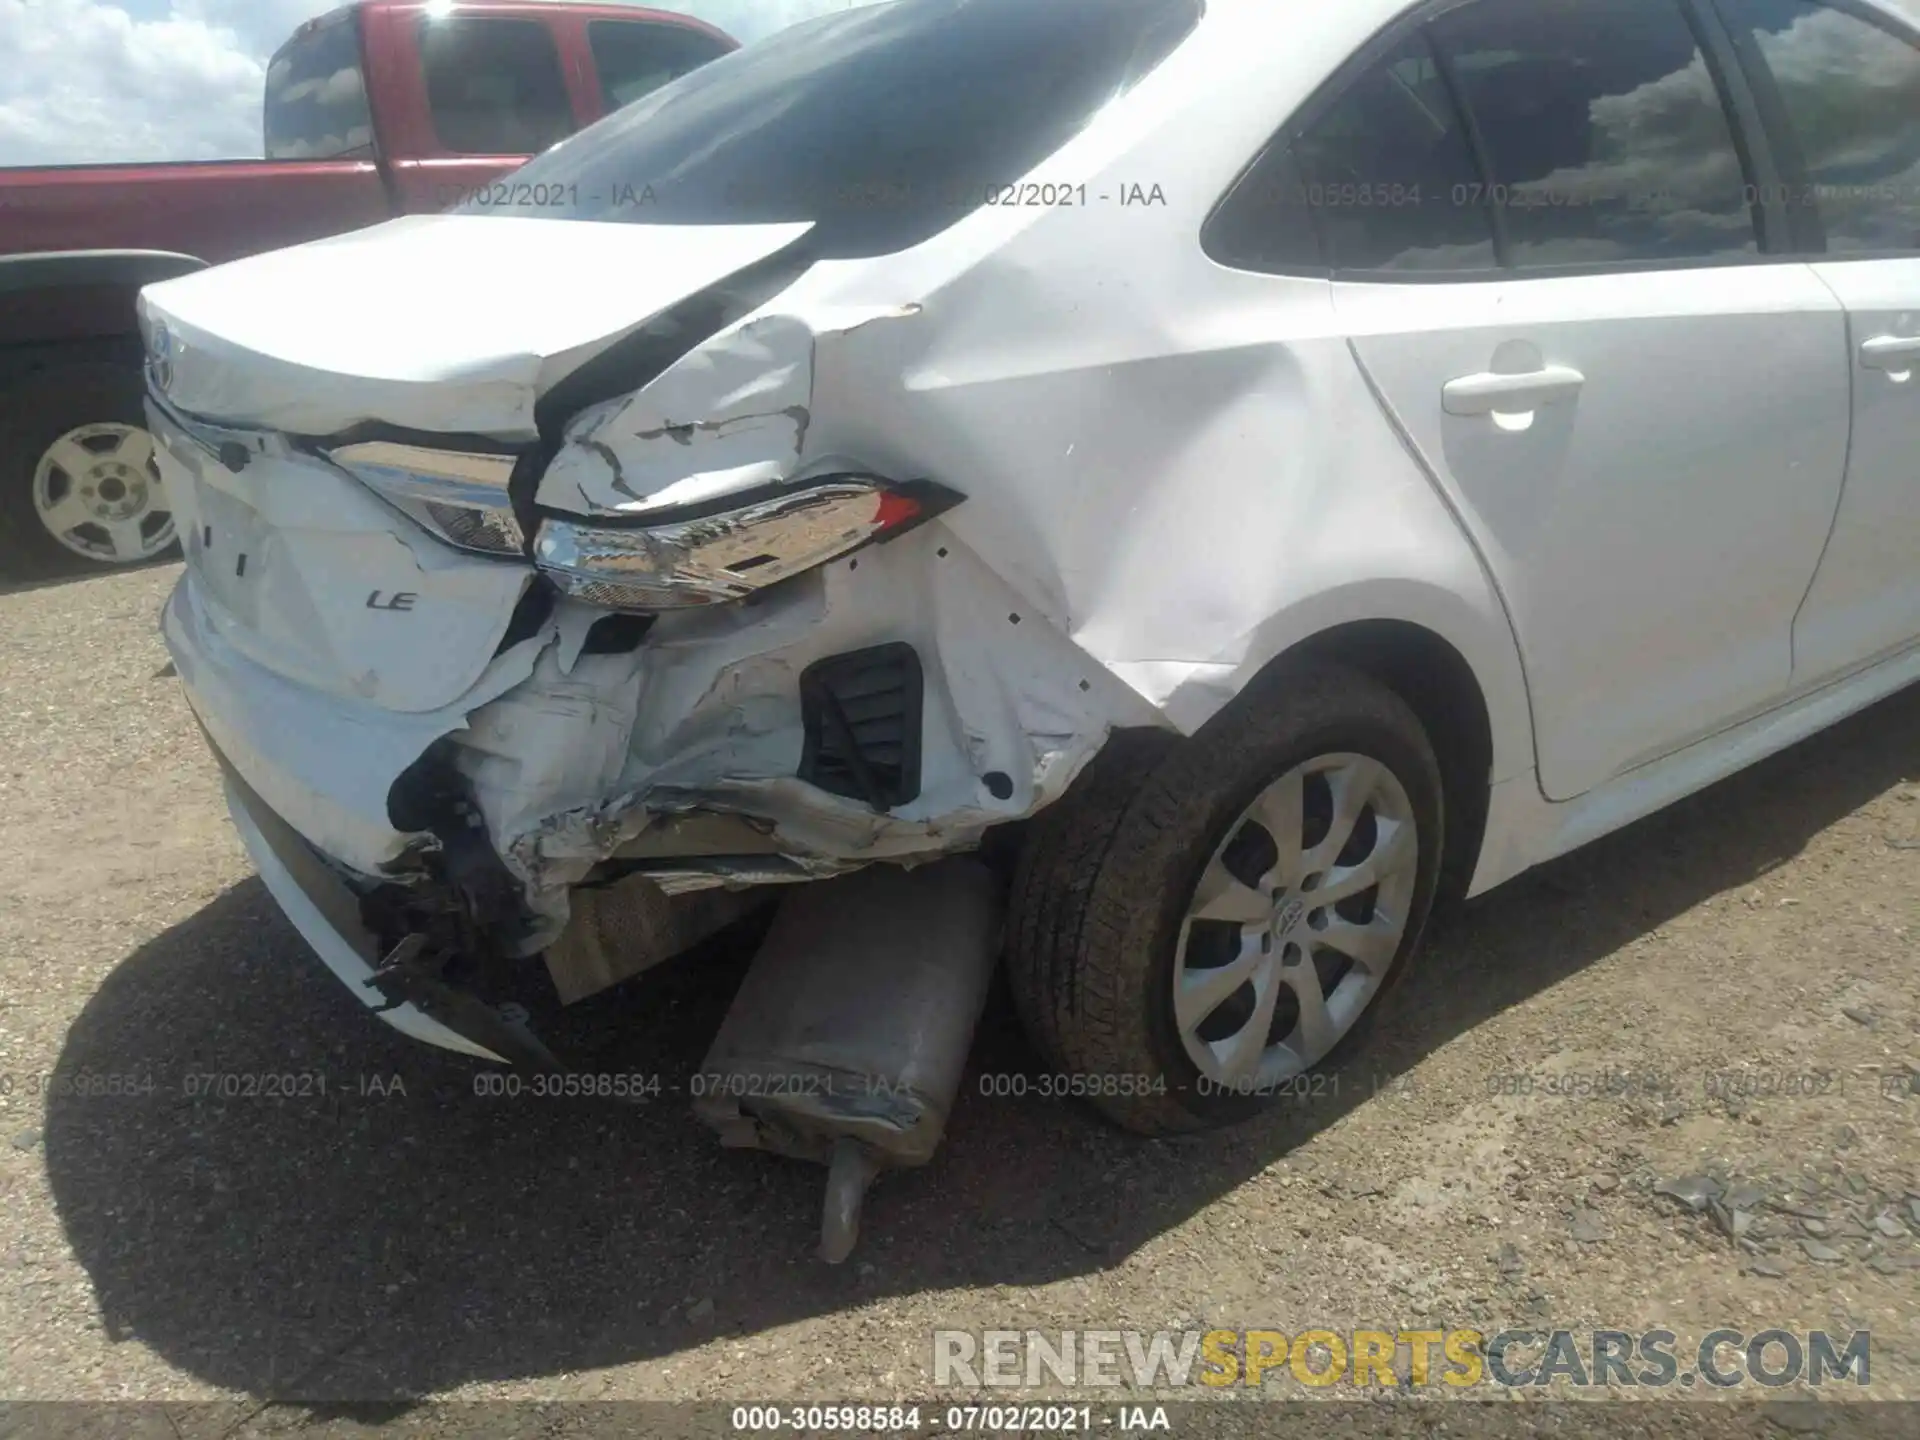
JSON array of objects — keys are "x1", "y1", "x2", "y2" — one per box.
[
  {"x1": 264, "y1": 13, "x2": 374, "y2": 161},
  {"x1": 459, "y1": 0, "x2": 1205, "y2": 257}
]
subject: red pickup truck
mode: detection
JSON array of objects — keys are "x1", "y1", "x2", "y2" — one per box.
[{"x1": 0, "y1": 0, "x2": 734, "y2": 577}]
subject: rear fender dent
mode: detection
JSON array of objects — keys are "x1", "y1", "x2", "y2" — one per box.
[
  {"x1": 533, "y1": 301, "x2": 934, "y2": 519},
  {"x1": 537, "y1": 312, "x2": 818, "y2": 516}
]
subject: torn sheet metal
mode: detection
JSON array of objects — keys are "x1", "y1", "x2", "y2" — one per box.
[
  {"x1": 456, "y1": 526, "x2": 1155, "y2": 925},
  {"x1": 536, "y1": 312, "x2": 819, "y2": 516},
  {"x1": 154, "y1": 204, "x2": 1525, "y2": 937}
]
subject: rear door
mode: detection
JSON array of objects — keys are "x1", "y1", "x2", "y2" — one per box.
[
  {"x1": 1303, "y1": 0, "x2": 1852, "y2": 799},
  {"x1": 1717, "y1": 0, "x2": 1920, "y2": 681}
]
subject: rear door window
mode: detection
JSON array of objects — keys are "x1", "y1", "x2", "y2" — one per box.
[
  {"x1": 589, "y1": 20, "x2": 733, "y2": 111},
  {"x1": 1207, "y1": 0, "x2": 1763, "y2": 277},
  {"x1": 1430, "y1": 0, "x2": 1760, "y2": 267},
  {"x1": 421, "y1": 17, "x2": 575, "y2": 156},
  {"x1": 1720, "y1": 0, "x2": 1920, "y2": 254},
  {"x1": 264, "y1": 14, "x2": 374, "y2": 160}
]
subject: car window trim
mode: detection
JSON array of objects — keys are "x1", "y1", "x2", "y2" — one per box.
[
  {"x1": 354, "y1": 9, "x2": 393, "y2": 170},
  {"x1": 1707, "y1": 0, "x2": 1920, "y2": 260},
  {"x1": 1317, "y1": 250, "x2": 1822, "y2": 285},
  {"x1": 1203, "y1": 0, "x2": 1791, "y2": 283},
  {"x1": 1423, "y1": 24, "x2": 1514, "y2": 265},
  {"x1": 1681, "y1": 0, "x2": 1792, "y2": 252}
]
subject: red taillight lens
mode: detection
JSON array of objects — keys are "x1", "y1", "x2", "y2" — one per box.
[{"x1": 871, "y1": 489, "x2": 923, "y2": 533}]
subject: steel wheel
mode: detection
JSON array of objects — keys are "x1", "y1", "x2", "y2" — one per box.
[
  {"x1": 1173, "y1": 752, "x2": 1418, "y2": 1090},
  {"x1": 31, "y1": 422, "x2": 175, "y2": 566}
]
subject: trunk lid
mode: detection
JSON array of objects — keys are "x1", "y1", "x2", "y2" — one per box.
[
  {"x1": 148, "y1": 397, "x2": 535, "y2": 713},
  {"x1": 139, "y1": 213, "x2": 813, "y2": 440}
]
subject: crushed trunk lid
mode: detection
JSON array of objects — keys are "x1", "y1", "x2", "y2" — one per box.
[{"x1": 139, "y1": 214, "x2": 814, "y2": 440}]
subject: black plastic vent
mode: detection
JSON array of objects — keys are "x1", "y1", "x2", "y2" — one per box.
[{"x1": 798, "y1": 643, "x2": 924, "y2": 812}]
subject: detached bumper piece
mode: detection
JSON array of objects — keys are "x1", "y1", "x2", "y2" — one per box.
[
  {"x1": 693, "y1": 859, "x2": 1003, "y2": 1262},
  {"x1": 798, "y1": 642, "x2": 925, "y2": 811},
  {"x1": 212, "y1": 732, "x2": 561, "y2": 1069},
  {"x1": 362, "y1": 933, "x2": 563, "y2": 1074},
  {"x1": 216, "y1": 753, "x2": 551, "y2": 1065}
]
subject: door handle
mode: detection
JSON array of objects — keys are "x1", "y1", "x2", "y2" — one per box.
[
  {"x1": 1860, "y1": 334, "x2": 1920, "y2": 371},
  {"x1": 1443, "y1": 365, "x2": 1586, "y2": 417}
]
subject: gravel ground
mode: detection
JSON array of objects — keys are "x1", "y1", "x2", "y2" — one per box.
[{"x1": 1, "y1": 563, "x2": 1917, "y2": 1429}]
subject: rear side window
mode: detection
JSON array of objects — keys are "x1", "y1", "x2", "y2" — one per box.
[
  {"x1": 466, "y1": 0, "x2": 1205, "y2": 258},
  {"x1": 421, "y1": 18, "x2": 574, "y2": 156},
  {"x1": 1722, "y1": 0, "x2": 1920, "y2": 253},
  {"x1": 1431, "y1": 0, "x2": 1758, "y2": 266},
  {"x1": 264, "y1": 15, "x2": 374, "y2": 160},
  {"x1": 1208, "y1": 0, "x2": 1762, "y2": 277},
  {"x1": 1292, "y1": 32, "x2": 1497, "y2": 272},
  {"x1": 589, "y1": 21, "x2": 732, "y2": 111}
]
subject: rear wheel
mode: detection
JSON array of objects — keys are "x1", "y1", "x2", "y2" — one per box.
[
  {"x1": 1005, "y1": 663, "x2": 1445, "y2": 1135},
  {"x1": 0, "y1": 364, "x2": 177, "y2": 577}
]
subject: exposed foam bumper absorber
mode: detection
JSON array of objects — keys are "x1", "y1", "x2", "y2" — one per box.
[{"x1": 691, "y1": 859, "x2": 1003, "y2": 1262}]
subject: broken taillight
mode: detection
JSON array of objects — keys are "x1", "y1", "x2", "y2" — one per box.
[
  {"x1": 325, "y1": 441, "x2": 526, "y2": 558},
  {"x1": 532, "y1": 477, "x2": 957, "y2": 612}
]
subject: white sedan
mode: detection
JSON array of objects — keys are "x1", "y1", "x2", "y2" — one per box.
[{"x1": 141, "y1": 0, "x2": 1919, "y2": 1146}]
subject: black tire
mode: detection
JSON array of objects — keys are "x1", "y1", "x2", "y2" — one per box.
[
  {"x1": 0, "y1": 362, "x2": 176, "y2": 578},
  {"x1": 1005, "y1": 662, "x2": 1445, "y2": 1136}
]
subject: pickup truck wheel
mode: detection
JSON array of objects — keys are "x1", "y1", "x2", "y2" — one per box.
[
  {"x1": 0, "y1": 365, "x2": 177, "y2": 577},
  {"x1": 1004, "y1": 664, "x2": 1444, "y2": 1137}
]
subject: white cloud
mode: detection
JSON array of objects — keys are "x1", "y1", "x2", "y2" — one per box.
[
  {"x1": 0, "y1": 0, "x2": 263, "y2": 164},
  {"x1": 174, "y1": 0, "x2": 339, "y2": 57},
  {"x1": 0, "y1": 0, "x2": 889, "y2": 166}
]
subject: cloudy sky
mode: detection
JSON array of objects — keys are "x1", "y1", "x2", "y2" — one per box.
[
  {"x1": 0, "y1": 0, "x2": 883, "y2": 165},
  {"x1": 5, "y1": 0, "x2": 1918, "y2": 169}
]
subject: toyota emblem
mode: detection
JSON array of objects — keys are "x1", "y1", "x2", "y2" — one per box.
[{"x1": 148, "y1": 321, "x2": 175, "y2": 394}]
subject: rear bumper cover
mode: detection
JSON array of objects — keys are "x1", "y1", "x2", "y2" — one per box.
[
  {"x1": 159, "y1": 558, "x2": 542, "y2": 881},
  {"x1": 165, "y1": 571, "x2": 534, "y2": 1060},
  {"x1": 217, "y1": 753, "x2": 507, "y2": 1062}
]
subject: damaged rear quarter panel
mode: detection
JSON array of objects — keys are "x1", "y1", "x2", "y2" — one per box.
[
  {"x1": 536, "y1": 269, "x2": 1524, "y2": 767},
  {"x1": 536, "y1": 313, "x2": 819, "y2": 515},
  {"x1": 474, "y1": 9, "x2": 1534, "y2": 906}
]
